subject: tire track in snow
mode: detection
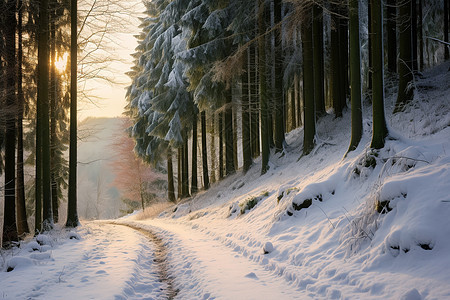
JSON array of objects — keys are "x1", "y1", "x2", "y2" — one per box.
[{"x1": 112, "y1": 223, "x2": 178, "y2": 300}]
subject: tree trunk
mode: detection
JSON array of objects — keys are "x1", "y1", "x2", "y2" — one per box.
[
  {"x1": 250, "y1": 42, "x2": 260, "y2": 158},
  {"x1": 167, "y1": 147, "x2": 176, "y2": 202},
  {"x1": 331, "y1": 5, "x2": 344, "y2": 118},
  {"x1": 39, "y1": 0, "x2": 53, "y2": 231},
  {"x1": 394, "y1": 0, "x2": 414, "y2": 113},
  {"x1": 66, "y1": 0, "x2": 79, "y2": 228},
  {"x1": 302, "y1": 5, "x2": 315, "y2": 155},
  {"x1": 201, "y1": 111, "x2": 210, "y2": 189},
  {"x1": 387, "y1": 0, "x2": 397, "y2": 73},
  {"x1": 16, "y1": 0, "x2": 29, "y2": 236},
  {"x1": 242, "y1": 49, "x2": 252, "y2": 172},
  {"x1": 370, "y1": 0, "x2": 389, "y2": 149},
  {"x1": 182, "y1": 139, "x2": 190, "y2": 198},
  {"x1": 225, "y1": 91, "x2": 235, "y2": 175},
  {"x1": 50, "y1": 2, "x2": 58, "y2": 223},
  {"x1": 368, "y1": 0, "x2": 373, "y2": 95},
  {"x1": 3, "y1": 0, "x2": 18, "y2": 247},
  {"x1": 177, "y1": 147, "x2": 182, "y2": 198},
  {"x1": 218, "y1": 112, "x2": 224, "y2": 179},
  {"x1": 313, "y1": 4, "x2": 326, "y2": 118},
  {"x1": 233, "y1": 104, "x2": 238, "y2": 171},
  {"x1": 340, "y1": 6, "x2": 349, "y2": 102},
  {"x1": 411, "y1": 0, "x2": 418, "y2": 72},
  {"x1": 418, "y1": 0, "x2": 424, "y2": 70},
  {"x1": 347, "y1": 0, "x2": 363, "y2": 153},
  {"x1": 445, "y1": 0, "x2": 449, "y2": 60},
  {"x1": 297, "y1": 75, "x2": 303, "y2": 127},
  {"x1": 259, "y1": 0, "x2": 270, "y2": 174},
  {"x1": 273, "y1": 0, "x2": 285, "y2": 152},
  {"x1": 191, "y1": 113, "x2": 198, "y2": 194},
  {"x1": 291, "y1": 78, "x2": 296, "y2": 130},
  {"x1": 209, "y1": 113, "x2": 216, "y2": 183}
]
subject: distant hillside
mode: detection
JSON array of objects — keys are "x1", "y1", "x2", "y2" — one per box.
[{"x1": 78, "y1": 117, "x2": 125, "y2": 219}]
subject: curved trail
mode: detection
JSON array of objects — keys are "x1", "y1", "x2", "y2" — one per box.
[{"x1": 112, "y1": 223, "x2": 178, "y2": 299}]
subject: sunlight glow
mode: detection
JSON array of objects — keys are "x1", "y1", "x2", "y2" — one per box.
[{"x1": 55, "y1": 53, "x2": 69, "y2": 73}]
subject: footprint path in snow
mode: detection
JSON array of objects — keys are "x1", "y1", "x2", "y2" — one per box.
[
  {"x1": 121, "y1": 220, "x2": 305, "y2": 299},
  {"x1": 4, "y1": 222, "x2": 166, "y2": 300},
  {"x1": 112, "y1": 223, "x2": 179, "y2": 300}
]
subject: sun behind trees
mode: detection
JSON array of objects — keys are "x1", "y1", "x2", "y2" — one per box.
[{"x1": 1, "y1": 0, "x2": 139, "y2": 247}]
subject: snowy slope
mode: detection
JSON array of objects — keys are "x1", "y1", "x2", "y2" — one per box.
[
  {"x1": 119, "y1": 61, "x2": 450, "y2": 299},
  {"x1": 1, "y1": 63, "x2": 449, "y2": 299}
]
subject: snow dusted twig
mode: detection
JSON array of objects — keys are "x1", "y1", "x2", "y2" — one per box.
[
  {"x1": 58, "y1": 266, "x2": 66, "y2": 283},
  {"x1": 312, "y1": 204, "x2": 336, "y2": 229},
  {"x1": 425, "y1": 36, "x2": 450, "y2": 46},
  {"x1": 389, "y1": 156, "x2": 430, "y2": 164}
]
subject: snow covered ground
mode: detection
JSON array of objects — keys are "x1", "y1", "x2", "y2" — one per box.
[{"x1": 1, "y1": 63, "x2": 449, "y2": 299}]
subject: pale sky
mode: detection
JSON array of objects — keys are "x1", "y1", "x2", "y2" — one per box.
[{"x1": 78, "y1": 1, "x2": 145, "y2": 120}]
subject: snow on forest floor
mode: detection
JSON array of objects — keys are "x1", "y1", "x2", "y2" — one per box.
[{"x1": 1, "y1": 63, "x2": 450, "y2": 299}]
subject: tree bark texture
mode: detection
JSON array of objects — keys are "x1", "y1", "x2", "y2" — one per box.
[
  {"x1": 67, "y1": 0, "x2": 79, "y2": 228},
  {"x1": 394, "y1": 0, "x2": 414, "y2": 113},
  {"x1": 191, "y1": 113, "x2": 198, "y2": 194},
  {"x1": 16, "y1": 0, "x2": 29, "y2": 236},
  {"x1": 3, "y1": 0, "x2": 18, "y2": 246},
  {"x1": 370, "y1": 0, "x2": 389, "y2": 149},
  {"x1": 201, "y1": 111, "x2": 210, "y2": 189},
  {"x1": 259, "y1": 0, "x2": 270, "y2": 174},
  {"x1": 302, "y1": 6, "x2": 316, "y2": 155},
  {"x1": 348, "y1": 0, "x2": 363, "y2": 153}
]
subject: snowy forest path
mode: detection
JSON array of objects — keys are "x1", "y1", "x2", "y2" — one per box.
[
  {"x1": 110, "y1": 222, "x2": 178, "y2": 299},
  {"x1": 117, "y1": 219, "x2": 304, "y2": 299},
  {"x1": 1, "y1": 222, "x2": 167, "y2": 299}
]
